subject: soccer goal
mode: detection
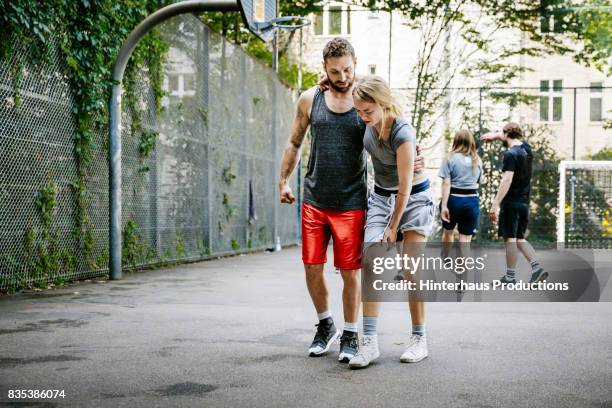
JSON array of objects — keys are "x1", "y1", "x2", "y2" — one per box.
[{"x1": 557, "y1": 161, "x2": 612, "y2": 249}]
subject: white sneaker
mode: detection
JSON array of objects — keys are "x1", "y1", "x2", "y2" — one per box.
[
  {"x1": 399, "y1": 334, "x2": 428, "y2": 363},
  {"x1": 348, "y1": 335, "x2": 380, "y2": 369}
]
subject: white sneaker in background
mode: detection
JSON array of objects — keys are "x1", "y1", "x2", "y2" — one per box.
[
  {"x1": 348, "y1": 335, "x2": 380, "y2": 369},
  {"x1": 399, "y1": 334, "x2": 428, "y2": 363}
]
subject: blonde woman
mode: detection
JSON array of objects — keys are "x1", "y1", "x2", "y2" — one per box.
[
  {"x1": 439, "y1": 129, "x2": 485, "y2": 243},
  {"x1": 349, "y1": 76, "x2": 435, "y2": 368}
]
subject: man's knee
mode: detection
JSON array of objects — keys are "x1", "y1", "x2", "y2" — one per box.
[
  {"x1": 304, "y1": 263, "x2": 324, "y2": 277},
  {"x1": 340, "y1": 269, "x2": 360, "y2": 285}
]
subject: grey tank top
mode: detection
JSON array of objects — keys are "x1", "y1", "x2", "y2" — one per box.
[{"x1": 303, "y1": 89, "x2": 367, "y2": 210}]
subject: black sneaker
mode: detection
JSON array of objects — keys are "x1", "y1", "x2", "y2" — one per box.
[
  {"x1": 308, "y1": 317, "x2": 340, "y2": 357},
  {"x1": 497, "y1": 275, "x2": 516, "y2": 284},
  {"x1": 338, "y1": 331, "x2": 359, "y2": 363},
  {"x1": 529, "y1": 267, "x2": 548, "y2": 283}
]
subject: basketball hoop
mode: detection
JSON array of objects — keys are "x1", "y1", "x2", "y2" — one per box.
[
  {"x1": 255, "y1": 15, "x2": 311, "y2": 33},
  {"x1": 270, "y1": 16, "x2": 311, "y2": 30}
]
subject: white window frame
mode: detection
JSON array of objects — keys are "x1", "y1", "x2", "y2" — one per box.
[
  {"x1": 539, "y1": 79, "x2": 563, "y2": 123},
  {"x1": 167, "y1": 72, "x2": 196, "y2": 98},
  {"x1": 313, "y1": 3, "x2": 351, "y2": 37},
  {"x1": 589, "y1": 81, "x2": 603, "y2": 123}
]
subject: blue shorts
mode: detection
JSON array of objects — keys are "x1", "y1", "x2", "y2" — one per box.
[{"x1": 441, "y1": 195, "x2": 480, "y2": 236}]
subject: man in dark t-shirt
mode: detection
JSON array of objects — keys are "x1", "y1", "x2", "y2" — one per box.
[{"x1": 482, "y1": 122, "x2": 547, "y2": 284}]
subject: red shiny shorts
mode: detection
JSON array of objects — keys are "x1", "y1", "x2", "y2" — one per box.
[{"x1": 301, "y1": 203, "x2": 366, "y2": 270}]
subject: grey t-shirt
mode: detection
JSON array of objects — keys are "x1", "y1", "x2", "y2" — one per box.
[
  {"x1": 438, "y1": 152, "x2": 483, "y2": 189},
  {"x1": 363, "y1": 117, "x2": 418, "y2": 189}
]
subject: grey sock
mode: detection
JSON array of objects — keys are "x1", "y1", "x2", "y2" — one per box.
[
  {"x1": 412, "y1": 324, "x2": 426, "y2": 336},
  {"x1": 363, "y1": 316, "x2": 378, "y2": 336},
  {"x1": 530, "y1": 260, "x2": 541, "y2": 270},
  {"x1": 506, "y1": 269, "x2": 516, "y2": 280}
]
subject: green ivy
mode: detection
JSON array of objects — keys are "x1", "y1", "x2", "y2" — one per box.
[
  {"x1": 122, "y1": 219, "x2": 150, "y2": 268},
  {"x1": 175, "y1": 232, "x2": 186, "y2": 257},
  {"x1": 34, "y1": 179, "x2": 58, "y2": 230},
  {"x1": 15, "y1": 179, "x2": 77, "y2": 291},
  {"x1": 0, "y1": 1, "x2": 171, "y2": 286}
]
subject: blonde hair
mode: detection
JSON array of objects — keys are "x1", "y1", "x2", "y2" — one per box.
[
  {"x1": 450, "y1": 129, "x2": 480, "y2": 170},
  {"x1": 352, "y1": 75, "x2": 402, "y2": 141}
]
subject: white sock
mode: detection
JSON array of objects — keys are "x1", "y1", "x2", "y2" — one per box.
[
  {"x1": 344, "y1": 322, "x2": 358, "y2": 333},
  {"x1": 317, "y1": 310, "x2": 332, "y2": 320}
]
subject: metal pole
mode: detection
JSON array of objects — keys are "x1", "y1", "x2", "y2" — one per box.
[
  {"x1": 241, "y1": 52, "x2": 249, "y2": 247},
  {"x1": 296, "y1": 28, "x2": 303, "y2": 243},
  {"x1": 478, "y1": 87, "x2": 483, "y2": 137},
  {"x1": 557, "y1": 161, "x2": 566, "y2": 249},
  {"x1": 298, "y1": 28, "x2": 303, "y2": 93},
  {"x1": 272, "y1": 30, "x2": 279, "y2": 72},
  {"x1": 572, "y1": 87, "x2": 577, "y2": 160},
  {"x1": 109, "y1": 0, "x2": 239, "y2": 280},
  {"x1": 388, "y1": 10, "x2": 392, "y2": 84},
  {"x1": 202, "y1": 25, "x2": 212, "y2": 256}
]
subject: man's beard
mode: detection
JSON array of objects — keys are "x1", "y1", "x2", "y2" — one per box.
[{"x1": 327, "y1": 75, "x2": 353, "y2": 93}]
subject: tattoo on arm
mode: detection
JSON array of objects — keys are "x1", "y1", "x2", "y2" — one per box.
[
  {"x1": 280, "y1": 105, "x2": 309, "y2": 181},
  {"x1": 296, "y1": 106, "x2": 305, "y2": 119}
]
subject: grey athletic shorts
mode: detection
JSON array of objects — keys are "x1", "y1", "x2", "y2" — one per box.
[{"x1": 364, "y1": 188, "x2": 436, "y2": 242}]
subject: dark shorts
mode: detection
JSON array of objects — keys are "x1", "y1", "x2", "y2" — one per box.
[
  {"x1": 441, "y1": 195, "x2": 480, "y2": 236},
  {"x1": 498, "y1": 200, "x2": 529, "y2": 239}
]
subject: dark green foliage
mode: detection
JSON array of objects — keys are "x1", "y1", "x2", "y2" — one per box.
[
  {"x1": 122, "y1": 219, "x2": 152, "y2": 268},
  {"x1": 589, "y1": 147, "x2": 612, "y2": 161}
]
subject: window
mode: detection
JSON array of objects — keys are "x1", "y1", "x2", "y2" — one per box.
[
  {"x1": 312, "y1": 4, "x2": 351, "y2": 36},
  {"x1": 368, "y1": 64, "x2": 377, "y2": 75},
  {"x1": 314, "y1": 12, "x2": 323, "y2": 35},
  {"x1": 169, "y1": 74, "x2": 180, "y2": 94},
  {"x1": 167, "y1": 73, "x2": 196, "y2": 98},
  {"x1": 539, "y1": 79, "x2": 562, "y2": 122},
  {"x1": 347, "y1": 6, "x2": 351, "y2": 35},
  {"x1": 183, "y1": 74, "x2": 195, "y2": 93},
  {"x1": 540, "y1": 0, "x2": 569, "y2": 33},
  {"x1": 590, "y1": 82, "x2": 603, "y2": 122},
  {"x1": 328, "y1": 6, "x2": 342, "y2": 35}
]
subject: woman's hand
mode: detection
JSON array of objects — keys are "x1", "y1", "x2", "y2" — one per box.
[
  {"x1": 382, "y1": 226, "x2": 397, "y2": 243},
  {"x1": 318, "y1": 72, "x2": 329, "y2": 91},
  {"x1": 414, "y1": 144, "x2": 424, "y2": 173},
  {"x1": 441, "y1": 206, "x2": 450, "y2": 223}
]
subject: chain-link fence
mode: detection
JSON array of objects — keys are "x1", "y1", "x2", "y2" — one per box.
[{"x1": 0, "y1": 14, "x2": 300, "y2": 291}]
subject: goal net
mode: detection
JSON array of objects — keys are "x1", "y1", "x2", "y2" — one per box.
[{"x1": 558, "y1": 161, "x2": 612, "y2": 249}]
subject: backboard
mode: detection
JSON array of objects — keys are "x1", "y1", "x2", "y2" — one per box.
[{"x1": 237, "y1": 0, "x2": 278, "y2": 42}]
